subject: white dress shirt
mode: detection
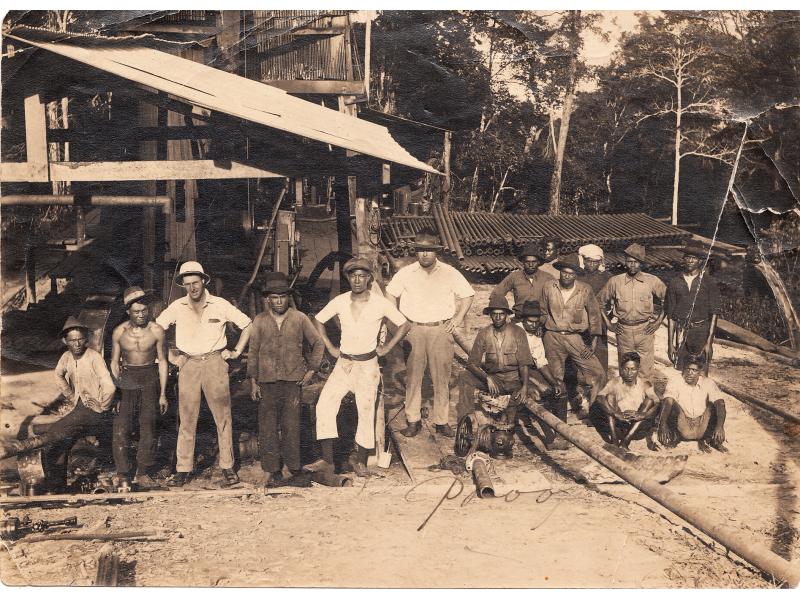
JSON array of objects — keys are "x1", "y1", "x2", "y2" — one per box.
[{"x1": 385, "y1": 260, "x2": 475, "y2": 323}]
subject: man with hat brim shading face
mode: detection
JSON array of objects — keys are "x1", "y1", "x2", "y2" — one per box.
[
  {"x1": 578, "y1": 244, "x2": 612, "y2": 373},
  {"x1": 456, "y1": 297, "x2": 533, "y2": 423},
  {"x1": 247, "y1": 272, "x2": 325, "y2": 487},
  {"x1": 489, "y1": 242, "x2": 554, "y2": 309},
  {"x1": 538, "y1": 237, "x2": 562, "y2": 280},
  {"x1": 665, "y1": 241, "x2": 721, "y2": 375},
  {"x1": 590, "y1": 352, "x2": 661, "y2": 450},
  {"x1": 155, "y1": 261, "x2": 252, "y2": 488},
  {"x1": 512, "y1": 300, "x2": 560, "y2": 401},
  {"x1": 385, "y1": 230, "x2": 475, "y2": 438},
  {"x1": 539, "y1": 253, "x2": 607, "y2": 449},
  {"x1": 598, "y1": 243, "x2": 667, "y2": 381},
  {"x1": 309, "y1": 257, "x2": 411, "y2": 478},
  {"x1": 109, "y1": 287, "x2": 168, "y2": 490}
]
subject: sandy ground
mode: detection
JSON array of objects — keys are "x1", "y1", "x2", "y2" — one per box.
[{"x1": 1, "y1": 284, "x2": 798, "y2": 588}]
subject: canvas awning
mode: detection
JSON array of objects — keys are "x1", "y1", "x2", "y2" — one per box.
[{"x1": 7, "y1": 31, "x2": 441, "y2": 175}]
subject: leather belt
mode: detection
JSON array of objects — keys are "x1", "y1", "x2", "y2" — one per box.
[
  {"x1": 548, "y1": 330, "x2": 581, "y2": 335},
  {"x1": 340, "y1": 350, "x2": 378, "y2": 361},
  {"x1": 411, "y1": 319, "x2": 448, "y2": 327},
  {"x1": 680, "y1": 318, "x2": 710, "y2": 329},
  {"x1": 184, "y1": 350, "x2": 222, "y2": 361},
  {"x1": 619, "y1": 319, "x2": 650, "y2": 326}
]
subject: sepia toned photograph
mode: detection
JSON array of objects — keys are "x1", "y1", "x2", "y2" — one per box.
[{"x1": 0, "y1": 8, "x2": 798, "y2": 589}]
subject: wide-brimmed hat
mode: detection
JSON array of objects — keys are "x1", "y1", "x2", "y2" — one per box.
[
  {"x1": 61, "y1": 316, "x2": 89, "y2": 337},
  {"x1": 553, "y1": 253, "x2": 584, "y2": 274},
  {"x1": 343, "y1": 256, "x2": 372, "y2": 275},
  {"x1": 516, "y1": 242, "x2": 543, "y2": 261},
  {"x1": 123, "y1": 286, "x2": 154, "y2": 308},
  {"x1": 262, "y1": 272, "x2": 291, "y2": 295},
  {"x1": 623, "y1": 243, "x2": 646, "y2": 263},
  {"x1": 413, "y1": 232, "x2": 444, "y2": 251},
  {"x1": 483, "y1": 297, "x2": 513, "y2": 315},
  {"x1": 175, "y1": 261, "x2": 211, "y2": 285},
  {"x1": 513, "y1": 300, "x2": 545, "y2": 318},
  {"x1": 682, "y1": 241, "x2": 707, "y2": 258}
]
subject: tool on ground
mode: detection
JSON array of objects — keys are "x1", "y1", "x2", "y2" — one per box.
[
  {"x1": 455, "y1": 391, "x2": 516, "y2": 458},
  {"x1": 1, "y1": 515, "x2": 78, "y2": 540},
  {"x1": 465, "y1": 452, "x2": 495, "y2": 498}
]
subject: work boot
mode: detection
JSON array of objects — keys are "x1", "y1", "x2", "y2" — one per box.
[
  {"x1": 401, "y1": 421, "x2": 422, "y2": 437},
  {"x1": 349, "y1": 457, "x2": 370, "y2": 478},
  {"x1": 116, "y1": 476, "x2": 132, "y2": 492},
  {"x1": 133, "y1": 473, "x2": 157, "y2": 490},
  {"x1": 221, "y1": 468, "x2": 240, "y2": 487},
  {"x1": 167, "y1": 472, "x2": 189, "y2": 488},
  {"x1": 435, "y1": 424, "x2": 455, "y2": 438},
  {"x1": 303, "y1": 459, "x2": 334, "y2": 474}
]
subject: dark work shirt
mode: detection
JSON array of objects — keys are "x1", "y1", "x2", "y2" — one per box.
[
  {"x1": 579, "y1": 270, "x2": 612, "y2": 296},
  {"x1": 541, "y1": 280, "x2": 603, "y2": 336},
  {"x1": 490, "y1": 269, "x2": 554, "y2": 307},
  {"x1": 247, "y1": 308, "x2": 324, "y2": 382},
  {"x1": 468, "y1": 323, "x2": 533, "y2": 375},
  {"x1": 665, "y1": 273, "x2": 721, "y2": 322}
]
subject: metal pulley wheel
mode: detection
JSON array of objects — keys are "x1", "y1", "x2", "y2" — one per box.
[{"x1": 455, "y1": 414, "x2": 477, "y2": 457}]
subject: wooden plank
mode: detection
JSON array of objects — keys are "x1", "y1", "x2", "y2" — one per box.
[
  {"x1": 0, "y1": 162, "x2": 48, "y2": 182},
  {"x1": 24, "y1": 94, "x2": 48, "y2": 168},
  {"x1": 49, "y1": 160, "x2": 291, "y2": 181},
  {"x1": 263, "y1": 80, "x2": 365, "y2": 95},
  {"x1": 387, "y1": 405, "x2": 449, "y2": 485}
]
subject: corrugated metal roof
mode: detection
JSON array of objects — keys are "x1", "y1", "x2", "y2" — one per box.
[{"x1": 8, "y1": 32, "x2": 439, "y2": 175}]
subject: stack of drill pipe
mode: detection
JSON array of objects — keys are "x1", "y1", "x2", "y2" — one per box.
[
  {"x1": 431, "y1": 203, "x2": 450, "y2": 254},
  {"x1": 442, "y1": 204, "x2": 465, "y2": 260}
]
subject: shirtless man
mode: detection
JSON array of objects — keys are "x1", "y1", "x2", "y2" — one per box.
[{"x1": 110, "y1": 286, "x2": 168, "y2": 489}]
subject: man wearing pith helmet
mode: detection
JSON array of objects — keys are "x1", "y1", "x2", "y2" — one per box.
[{"x1": 155, "y1": 261, "x2": 252, "y2": 488}]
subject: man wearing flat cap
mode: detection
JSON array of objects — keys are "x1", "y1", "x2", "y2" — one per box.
[
  {"x1": 311, "y1": 257, "x2": 410, "y2": 477},
  {"x1": 155, "y1": 261, "x2": 252, "y2": 487},
  {"x1": 457, "y1": 297, "x2": 533, "y2": 422},
  {"x1": 490, "y1": 242, "x2": 554, "y2": 308},
  {"x1": 598, "y1": 243, "x2": 667, "y2": 381},
  {"x1": 109, "y1": 287, "x2": 168, "y2": 489},
  {"x1": 665, "y1": 241, "x2": 721, "y2": 374},
  {"x1": 539, "y1": 253, "x2": 606, "y2": 446},
  {"x1": 247, "y1": 272, "x2": 324, "y2": 486},
  {"x1": 385, "y1": 230, "x2": 475, "y2": 438}
]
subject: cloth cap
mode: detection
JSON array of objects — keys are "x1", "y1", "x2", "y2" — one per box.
[
  {"x1": 262, "y1": 272, "x2": 291, "y2": 295},
  {"x1": 123, "y1": 286, "x2": 153, "y2": 308},
  {"x1": 413, "y1": 232, "x2": 444, "y2": 251},
  {"x1": 578, "y1": 244, "x2": 605, "y2": 272},
  {"x1": 624, "y1": 243, "x2": 646, "y2": 263},
  {"x1": 61, "y1": 316, "x2": 89, "y2": 337},
  {"x1": 483, "y1": 297, "x2": 513, "y2": 315},
  {"x1": 176, "y1": 261, "x2": 210, "y2": 285},
  {"x1": 343, "y1": 256, "x2": 373, "y2": 275},
  {"x1": 513, "y1": 300, "x2": 544, "y2": 318},
  {"x1": 553, "y1": 253, "x2": 584, "y2": 274}
]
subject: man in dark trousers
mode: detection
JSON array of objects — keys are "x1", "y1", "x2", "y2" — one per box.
[
  {"x1": 109, "y1": 287, "x2": 168, "y2": 489},
  {"x1": 490, "y1": 242, "x2": 554, "y2": 308},
  {"x1": 248, "y1": 272, "x2": 324, "y2": 486},
  {"x1": 578, "y1": 244, "x2": 612, "y2": 373},
  {"x1": 665, "y1": 241, "x2": 721, "y2": 374},
  {"x1": 457, "y1": 297, "x2": 533, "y2": 422}
]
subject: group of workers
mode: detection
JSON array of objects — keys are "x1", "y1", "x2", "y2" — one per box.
[{"x1": 25, "y1": 228, "x2": 729, "y2": 494}]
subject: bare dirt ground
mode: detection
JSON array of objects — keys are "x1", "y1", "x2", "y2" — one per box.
[{"x1": 1, "y1": 284, "x2": 798, "y2": 588}]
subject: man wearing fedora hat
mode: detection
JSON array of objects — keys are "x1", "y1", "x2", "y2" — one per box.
[
  {"x1": 109, "y1": 286, "x2": 168, "y2": 489},
  {"x1": 598, "y1": 243, "x2": 667, "y2": 380},
  {"x1": 457, "y1": 297, "x2": 533, "y2": 422},
  {"x1": 311, "y1": 257, "x2": 410, "y2": 477},
  {"x1": 665, "y1": 241, "x2": 721, "y2": 374},
  {"x1": 247, "y1": 272, "x2": 324, "y2": 486},
  {"x1": 489, "y1": 242, "x2": 554, "y2": 308},
  {"x1": 512, "y1": 300, "x2": 560, "y2": 398},
  {"x1": 155, "y1": 261, "x2": 252, "y2": 487},
  {"x1": 539, "y1": 253, "x2": 606, "y2": 430},
  {"x1": 385, "y1": 230, "x2": 475, "y2": 438}
]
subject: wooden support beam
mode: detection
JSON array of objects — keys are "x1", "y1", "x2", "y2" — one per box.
[
  {"x1": 292, "y1": 26, "x2": 346, "y2": 36},
  {"x1": 263, "y1": 80, "x2": 366, "y2": 95},
  {"x1": 0, "y1": 162, "x2": 48, "y2": 182},
  {"x1": 382, "y1": 163, "x2": 391, "y2": 186},
  {"x1": 24, "y1": 93, "x2": 48, "y2": 168},
  {"x1": 128, "y1": 23, "x2": 221, "y2": 34},
  {"x1": 47, "y1": 126, "x2": 215, "y2": 143},
  {"x1": 442, "y1": 131, "x2": 452, "y2": 209},
  {"x1": 49, "y1": 160, "x2": 291, "y2": 182}
]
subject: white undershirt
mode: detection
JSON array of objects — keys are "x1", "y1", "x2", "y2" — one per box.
[
  {"x1": 683, "y1": 274, "x2": 698, "y2": 289},
  {"x1": 559, "y1": 285, "x2": 576, "y2": 304}
]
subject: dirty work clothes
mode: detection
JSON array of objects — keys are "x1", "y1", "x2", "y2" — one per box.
[
  {"x1": 665, "y1": 272, "x2": 721, "y2": 322},
  {"x1": 385, "y1": 260, "x2": 475, "y2": 323},
  {"x1": 540, "y1": 281, "x2": 602, "y2": 336},
  {"x1": 316, "y1": 358, "x2": 381, "y2": 449},
  {"x1": 542, "y1": 331, "x2": 605, "y2": 392},
  {"x1": 674, "y1": 322, "x2": 714, "y2": 372},
  {"x1": 456, "y1": 370, "x2": 523, "y2": 422},
  {"x1": 258, "y1": 381, "x2": 301, "y2": 472},
  {"x1": 247, "y1": 308, "x2": 324, "y2": 383},
  {"x1": 598, "y1": 272, "x2": 666, "y2": 324},
  {"x1": 175, "y1": 352, "x2": 234, "y2": 472},
  {"x1": 597, "y1": 376, "x2": 659, "y2": 413},
  {"x1": 468, "y1": 323, "x2": 533, "y2": 376},
  {"x1": 54, "y1": 348, "x2": 116, "y2": 413},
  {"x1": 663, "y1": 374, "x2": 722, "y2": 419},
  {"x1": 113, "y1": 364, "x2": 159, "y2": 477},
  {"x1": 43, "y1": 400, "x2": 108, "y2": 489},
  {"x1": 315, "y1": 291, "x2": 407, "y2": 355},
  {"x1": 580, "y1": 270, "x2": 612, "y2": 297},
  {"x1": 538, "y1": 260, "x2": 559, "y2": 280},
  {"x1": 405, "y1": 324, "x2": 454, "y2": 426},
  {"x1": 616, "y1": 321, "x2": 658, "y2": 380},
  {"x1": 523, "y1": 332, "x2": 548, "y2": 370},
  {"x1": 155, "y1": 291, "x2": 252, "y2": 356},
  {"x1": 490, "y1": 269, "x2": 554, "y2": 307},
  {"x1": 580, "y1": 270, "x2": 612, "y2": 372}
]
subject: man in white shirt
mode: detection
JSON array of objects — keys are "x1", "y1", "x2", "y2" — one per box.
[
  {"x1": 310, "y1": 257, "x2": 410, "y2": 477},
  {"x1": 385, "y1": 231, "x2": 475, "y2": 438},
  {"x1": 658, "y1": 357, "x2": 727, "y2": 452},
  {"x1": 511, "y1": 300, "x2": 559, "y2": 399},
  {"x1": 155, "y1": 261, "x2": 252, "y2": 487}
]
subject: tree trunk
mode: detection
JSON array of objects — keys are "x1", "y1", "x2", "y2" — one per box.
[
  {"x1": 468, "y1": 165, "x2": 479, "y2": 212},
  {"x1": 671, "y1": 72, "x2": 683, "y2": 226}
]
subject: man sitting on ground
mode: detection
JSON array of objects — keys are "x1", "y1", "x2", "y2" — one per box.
[
  {"x1": 590, "y1": 352, "x2": 660, "y2": 450},
  {"x1": 512, "y1": 300, "x2": 560, "y2": 400},
  {"x1": 658, "y1": 357, "x2": 728, "y2": 453}
]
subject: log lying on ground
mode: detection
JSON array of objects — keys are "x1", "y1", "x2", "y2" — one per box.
[
  {"x1": 0, "y1": 486, "x2": 296, "y2": 505},
  {"x1": 18, "y1": 529, "x2": 171, "y2": 544},
  {"x1": 717, "y1": 319, "x2": 800, "y2": 364},
  {"x1": 526, "y1": 402, "x2": 800, "y2": 587},
  {"x1": 94, "y1": 543, "x2": 119, "y2": 586}
]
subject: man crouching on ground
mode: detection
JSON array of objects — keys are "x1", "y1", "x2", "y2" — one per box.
[
  {"x1": 308, "y1": 257, "x2": 410, "y2": 478},
  {"x1": 658, "y1": 357, "x2": 728, "y2": 453},
  {"x1": 590, "y1": 352, "x2": 660, "y2": 450},
  {"x1": 110, "y1": 287, "x2": 168, "y2": 490},
  {"x1": 248, "y1": 272, "x2": 324, "y2": 487}
]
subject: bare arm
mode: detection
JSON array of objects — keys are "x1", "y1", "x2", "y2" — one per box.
[
  {"x1": 110, "y1": 326, "x2": 123, "y2": 381},
  {"x1": 314, "y1": 319, "x2": 339, "y2": 358},
  {"x1": 446, "y1": 295, "x2": 474, "y2": 333},
  {"x1": 233, "y1": 323, "x2": 251, "y2": 356},
  {"x1": 153, "y1": 325, "x2": 168, "y2": 413},
  {"x1": 378, "y1": 321, "x2": 411, "y2": 357}
]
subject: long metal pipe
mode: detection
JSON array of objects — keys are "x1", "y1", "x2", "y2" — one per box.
[
  {"x1": 431, "y1": 203, "x2": 451, "y2": 254},
  {"x1": 1, "y1": 194, "x2": 172, "y2": 214},
  {"x1": 526, "y1": 402, "x2": 800, "y2": 587},
  {"x1": 435, "y1": 204, "x2": 457, "y2": 257},
  {"x1": 442, "y1": 205, "x2": 464, "y2": 260}
]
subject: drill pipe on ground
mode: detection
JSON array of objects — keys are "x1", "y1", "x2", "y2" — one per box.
[
  {"x1": 431, "y1": 203, "x2": 451, "y2": 254},
  {"x1": 469, "y1": 455, "x2": 495, "y2": 498},
  {"x1": 526, "y1": 401, "x2": 800, "y2": 587},
  {"x1": 442, "y1": 204, "x2": 465, "y2": 261},
  {"x1": 436, "y1": 204, "x2": 458, "y2": 257}
]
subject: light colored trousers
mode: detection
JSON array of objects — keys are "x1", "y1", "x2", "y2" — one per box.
[
  {"x1": 404, "y1": 324, "x2": 454, "y2": 426},
  {"x1": 316, "y1": 357, "x2": 381, "y2": 449},
  {"x1": 176, "y1": 353, "x2": 234, "y2": 472},
  {"x1": 617, "y1": 322, "x2": 656, "y2": 380}
]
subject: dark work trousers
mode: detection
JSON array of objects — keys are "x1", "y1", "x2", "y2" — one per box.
[
  {"x1": 43, "y1": 400, "x2": 106, "y2": 489},
  {"x1": 113, "y1": 364, "x2": 160, "y2": 477},
  {"x1": 258, "y1": 381, "x2": 302, "y2": 473},
  {"x1": 676, "y1": 323, "x2": 713, "y2": 373}
]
